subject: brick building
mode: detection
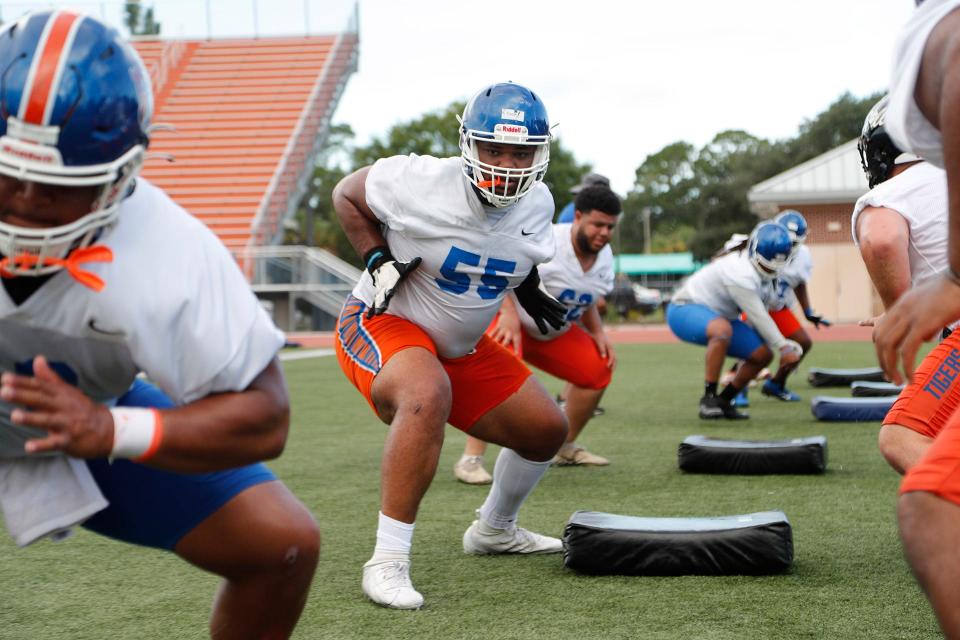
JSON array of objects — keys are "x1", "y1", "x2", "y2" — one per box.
[{"x1": 748, "y1": 139, "x2": 879, "y2": 323}]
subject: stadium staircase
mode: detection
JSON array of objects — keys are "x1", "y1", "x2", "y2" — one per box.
[{"x1": 131, "y1": 23, "x2": 360, "y2": 331}]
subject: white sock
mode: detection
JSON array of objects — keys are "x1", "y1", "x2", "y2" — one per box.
[
  {"x1": 371, "y1": 511, "x2": 415, "y2": 561},
  {"x1": 478, "y1": 448, "x2": 551, "y2": 530}
]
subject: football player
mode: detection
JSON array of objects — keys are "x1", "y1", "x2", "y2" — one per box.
[
  {"x1": 872, "y1": 2, "x2": 960, "y2": 636},
  {"x1": 667, "y1": 222, "x2": 801, "y2": 419},
  {"x1": 852, "y1": 96, "x2": 949, "y2": 476},
  {"x1": 0, "y1": 11, "x2": 319, "y2": 639},
  {"x1": 454, "y1": 183, "x2": 619, "y2": 483},
  {"x1": 757, "y1": 210, "x2": 830, "y2": 402},
  {"x1": 332, "y1": 82, "x2": 568, "y2": 610}
]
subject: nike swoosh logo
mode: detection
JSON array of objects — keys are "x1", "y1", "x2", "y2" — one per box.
[
  {"x1": 88, "y1": 318, "x2": 125, "y2": 337},
  {"x1": 521, "y1": 229, "x2": 534, "y2": 236}
]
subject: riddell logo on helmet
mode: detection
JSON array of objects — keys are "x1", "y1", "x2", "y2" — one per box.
[
  {"x1": 0, "y1": 142, "x2": 58, "y2": 164},
  {"x1": 494, "y1": 123, "x2": 529, "y2": 137}
]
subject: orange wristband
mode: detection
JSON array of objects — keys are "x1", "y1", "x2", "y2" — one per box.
[{"x1": 109, "y1": 407, "x2": 164, "y2": 461}]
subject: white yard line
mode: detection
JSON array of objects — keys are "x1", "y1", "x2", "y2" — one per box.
[{"x1": 279, "y1": 348, "x2": 335, "y2": 362}]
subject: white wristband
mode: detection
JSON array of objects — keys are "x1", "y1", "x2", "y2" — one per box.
[{"x1": 110, "y1": 407, "x2": 163, "y2": 461}]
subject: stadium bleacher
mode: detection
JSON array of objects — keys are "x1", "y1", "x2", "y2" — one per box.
[{"x1": 133, "y1": 34, "x2": 357, "y2": 256}]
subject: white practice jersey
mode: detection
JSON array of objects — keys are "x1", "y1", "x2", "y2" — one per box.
[
  {"x1": 0, "y1": 180, "x2": 285, "y2": 457},
  {"x1": 514, "y1": 223, "x2": 615, "y2": 340},
  {"x1": 887, "y1": 0, "x2": 960, "y2": 168},
  {"x1": 672, "y1": 252, "x2": 770, "y2": 319},
  {"x1": 852, "y1": 162, "x2": 948, "y2": 289},
  {"x1": 767, "y1": 245, "x2": 812, "y2": 312},
  {"x1": 354, "y1": 154, "x2": 555, "y2": 358}
]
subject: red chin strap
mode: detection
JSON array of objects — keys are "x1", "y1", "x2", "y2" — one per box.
[{"x1": 0, "y1": 245, "x2": 114, "y2": 291}]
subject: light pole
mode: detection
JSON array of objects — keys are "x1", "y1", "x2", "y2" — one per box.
[{"x1": 642, "y1": 207, "x2": 652, "y2": 254}]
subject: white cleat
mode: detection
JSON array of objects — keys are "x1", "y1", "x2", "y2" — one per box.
[
  {"x1": 463, "y1": 519, "x2": 563, "y2": 555},
  {"x1": 361, "y1": 558, "x2": 424, "y2": 610},
  {"x1": 453, "y1": 455, "x2": 493, "y2": 485}
]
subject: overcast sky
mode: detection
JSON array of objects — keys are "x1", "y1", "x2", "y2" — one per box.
[{"x1": 9, "y1": 0, "x2": 916, "y2": 193}]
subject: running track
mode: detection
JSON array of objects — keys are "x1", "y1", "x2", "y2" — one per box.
[{"x1": 286, "y1": 323, "x2": 873, "y2": 349}]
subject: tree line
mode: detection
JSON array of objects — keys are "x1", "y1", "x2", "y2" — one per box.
[{"x1": 291, "y1": 91, "x2": 881, "y2": 266}]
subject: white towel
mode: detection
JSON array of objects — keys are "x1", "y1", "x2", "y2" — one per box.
[{"x1": 0, "y1": 456, "x2": 108, "y2": 547}]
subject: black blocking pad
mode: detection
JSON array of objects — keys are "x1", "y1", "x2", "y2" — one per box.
[
  {"x1": 562, "y1": 510, "x2": 793, "y2": 576},
  {"x1": 807, "y1": 366, "x2": 886, "y2": 387},
  {"x1": 850, "y1": 381, "x2": 903, "y2": 397},
  {"x1": 678, "y1": 435, "x2": 827, "y2": 474},
  {"x1": 811, "y1": 395, "x2": 896, "y2": 422}
]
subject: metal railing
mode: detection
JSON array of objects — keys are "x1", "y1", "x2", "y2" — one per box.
[
  {"x1": 237, "y1": 245, "x2": 361, "y2": 330},
  {"x1": 141, "y1": 38, "x2": 185, "y2": 98}
]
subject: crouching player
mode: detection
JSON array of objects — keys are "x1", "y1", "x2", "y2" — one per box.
[
  {"x1": 333, "y1": 82, "x2": 570, "y2": 610},
  {"x1": 667, "y1": 223, "x2": 801, "y2": 419},
  {"x1": 0, "y1": 11, "x2": 319, "y2": 638},
  {"x1": 454, "y1": 184, "x2": 619, "y2": 483},
  {"x1": 757, "y1": 210, "x2": 829, "y2": 402}
]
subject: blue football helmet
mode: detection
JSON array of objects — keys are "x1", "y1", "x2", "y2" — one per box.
[
  {"x1": 747, "y1": 222, "x2": 792, "y2": 276},
  {"x1": 0, "y1": 10, "x2": 152, "y2": 275},
  {"x1": 458, "y1": 82, "x2": 551, "y2": 208},
  {"x1": 774, "y1": 209, "x2": 808, "y2": 255}
]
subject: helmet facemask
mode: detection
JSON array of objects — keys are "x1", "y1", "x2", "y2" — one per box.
[
  {"x1": 459, "y1": 120, "x2": 551, "y2": 208},
  {"x1": 0, "y1": 132, "x2": 145, "y2": 276}
]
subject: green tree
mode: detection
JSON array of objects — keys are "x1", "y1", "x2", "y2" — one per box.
[
  {"x1": 785, "y1": 91, "x2": 884, "y2": 164},
  {"x1": 625, "y1": 90, "x2": 882, "y2": 261},
  {"x1": 543, "y1": 139, "x2": 592, "y2": 215},
  {"x1": 124, "y1": 1, "x2": 161, "y2": 36},
  {"x1": 351, "y1": 102, "x2": 464, "y2": 168},
  {"x1": 621, "y1": 141, "x2": 699, "y2": 253},
  {"x1": 287, "y1": 124, "x2": 358, "y2": 264}
]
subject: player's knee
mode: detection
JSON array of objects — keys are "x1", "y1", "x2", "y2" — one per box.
[
  {"x1": 746, "y1": 345, "x2": 773, "y2": 367},
  {"x1": 796, "y1": 334, "x2": 813, "y2": 356},
  {"x1": 878, "y1": 424, "x2": 902, "y2": 468},
  {"x1": 268, "y1": 511, "x2": 321, "y2": 581},
  {"x1": 378, "y1": 377, "x2": 452, "y2": 426}
]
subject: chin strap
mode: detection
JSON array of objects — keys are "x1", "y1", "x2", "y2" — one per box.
[{"x1": 0, "y1": 245, "x2": 114, "y2": 291}]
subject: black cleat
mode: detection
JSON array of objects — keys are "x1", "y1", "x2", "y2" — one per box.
[{"x1": 699, "y1": 395, "x2": 749, "y2": 420}]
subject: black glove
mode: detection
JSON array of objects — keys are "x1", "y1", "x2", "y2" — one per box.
[
  {"x1": 803, "y1": 308, "x2": 831, "y2": 329},
  {"x1": 514, "y1": 267, "x2": 567, "y2": 335},
  {"x1": 364, "y1": 246, "x2": 421, "y2": 319}
]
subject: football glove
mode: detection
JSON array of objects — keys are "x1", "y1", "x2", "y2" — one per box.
[
  {"x1": 364, "y1": 246, "x2": 421, "y2": 319},
  {"x1": 803, "y1": 308, "x2": 831, "y2": 329},
  {"x1": 514, "y1": 267, "x2": 567, "y2": 335}
]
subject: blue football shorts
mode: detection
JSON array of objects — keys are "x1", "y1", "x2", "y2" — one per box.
[
  {"x1": 666, "y1": 302, "x2": 764, "y2": 360},
  {"x1": 81, "y1": 378, "x2": 276, "y2": 551}
]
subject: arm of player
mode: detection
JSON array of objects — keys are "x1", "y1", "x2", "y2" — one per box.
[
  {"x1": 727, "y1": 285, "x2": 801, "y2": 365},
  {"x1": 875, "y1": 23, "x2": 960, "y2": 383},
  {"x1": 333, "y1": 167, "x2": 420, "y2": 317},
  {"x1": 856, "y1": 206, "x2": 912, "y2": 310},
  {"x1": 2, "y1": 356, "x2": 291, "y2": 474},
  {"x1": 581, "y1": 304, "x2": 615, "y2": 369},
  {"x1": 490, "y1": 294, "x2": 524, "y2": 354}
]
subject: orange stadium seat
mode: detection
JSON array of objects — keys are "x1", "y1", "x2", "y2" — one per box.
[{"x1": 133, "y1": 34, "x2": 357, "y2": 261}]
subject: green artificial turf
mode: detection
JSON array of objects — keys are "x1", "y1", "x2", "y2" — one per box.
[{"x1": 0, "y1": 342, "x2": 942, "y2": 639}]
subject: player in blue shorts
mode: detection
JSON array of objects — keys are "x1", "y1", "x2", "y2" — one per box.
[
  {"x1": 668, "y1": 223, "x2": 802, "y2": 419},
  {"x1": 0, "y1": 12, "x2": 317, "y2": 638}
]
